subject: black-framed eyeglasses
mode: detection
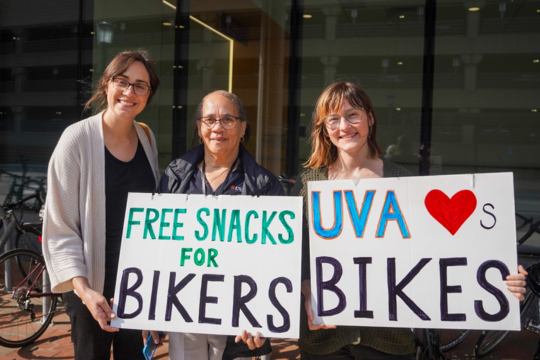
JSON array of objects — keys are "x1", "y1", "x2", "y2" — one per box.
[
  {"x1": 199, "y1": 116, "x2": 241, "y2": 129},
  {"x1": 323, "y1": 107, "x2": 365, "y2": 130},
  {"x1": 110, "y1": 77, "x2": 152, "y2": 96}
]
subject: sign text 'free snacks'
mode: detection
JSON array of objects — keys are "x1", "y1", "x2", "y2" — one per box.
[
  {"x1": 111, "y1": 193, "x2": 303, "y2": 338},
  {"x1": 308, "y1": 172, "x2": 520, "y2": 331}
]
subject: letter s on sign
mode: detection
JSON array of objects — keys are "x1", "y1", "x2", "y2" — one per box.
[{"x1": 480, "y1": 203, "x2": 496, "y2": 230}]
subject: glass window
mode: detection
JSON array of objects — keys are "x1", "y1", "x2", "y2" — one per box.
[{"x1": 431, "y1": 1, "x2": 540, "y2": 223}]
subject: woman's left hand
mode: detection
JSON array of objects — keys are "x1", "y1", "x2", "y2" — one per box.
[
  {"x1": 235, "y1": 329, "x2": 266, "y2": 350},
  {"x1": 506, "y1": 264, "x2": 528, "y2": 301}
]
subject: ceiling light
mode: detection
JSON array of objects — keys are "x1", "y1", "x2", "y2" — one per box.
[
  {"x1": 396, "y1": 108, "x2": 401, "y2": 111},
  {"x1": 163, "y1": 22, "x2": 171, "y2": 26},
  {"x1": 533, "y1": 109, "x2": 538, "y2": 113},
  {"x1": 534, "y1": 59, "x2": 539, "y2": 63},
  {"x1": 399, "y1": 15, "x2": 405, "y2": 19},
  {"x1": 303, "y1": 14, "x2": 312, "y2": 18},
  {"x1": 398, "y1": 62, "x2": 403, "y2": 65},
  {"x1": 468, "y1": 7, "x2": 480, "y2": 11}
]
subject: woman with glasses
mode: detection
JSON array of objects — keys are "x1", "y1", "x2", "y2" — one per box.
[
  {"x1": 292, "y1": 81, "x2": 528, "y2": 360},
  {"x1": 149, "y1": 90, "x2": 282, "y2": 360},
  {"x1": 43, "y1": 50, "x2": 160, "y2": 360}
]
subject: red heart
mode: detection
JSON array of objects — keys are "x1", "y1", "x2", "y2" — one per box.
[{"x1": 424, "y1": 190, "x2": 477, "y2": 235}]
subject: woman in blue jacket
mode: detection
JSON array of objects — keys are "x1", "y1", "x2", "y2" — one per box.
[{"x1": 146, "y1": 90, "x2": 282, "y2": 360}]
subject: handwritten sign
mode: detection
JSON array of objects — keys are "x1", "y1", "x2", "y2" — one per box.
[
  {"x1": 111, "y1": 193, "x2": 303, "y2": 338},
  {"x1": 308, "y1": 172, "x2": 520, "y2": 331}
]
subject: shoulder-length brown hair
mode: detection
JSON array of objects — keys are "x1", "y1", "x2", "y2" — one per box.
[
  {"x1": 304, "y1": 81, "x2": 383, "y2": 169},
  {"x1": 84, "y1": 49, "x2": 160, "y2": 114}
]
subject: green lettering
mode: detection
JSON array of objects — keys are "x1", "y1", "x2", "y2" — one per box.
[
  {"x1": 245, "y1": 211, "x2": 259, "y2": 244},
  {"x1": 173, "y1": 208, "x2": 186, "y2": 240},
  {"x1": 227, "y1": 209, "x2": 242, "y2": 242},
  {"x1": 159, "y1": 208, "x2": 173, "y2": 240},
  {"x1": 262, "y1": 211, "x2": 277, "y2": 245},
  {"x1": 212, "y1": 209, "x2": 226, "y2": 241},
  {"x1": 126, "y1": 208, "x2": 144, "y2": 239},
  {"x1": 278, "y1": 210, "x2": 295, "y2": 244},
  {"x1": 180, "y1": 248, "x2": 192, "y2": 266},
  {"x1": 195, "y1": 208, "x2": 210, "y2": 240},
  {"x1": 144, "y1": 208, "x2": 159, "y2": 239},
  {"x1": 194, "y1": 248, "x2": 205, "y2": 266},
  {"x1": 208, "y1": 248, "x2": 218, "y2": 267}
]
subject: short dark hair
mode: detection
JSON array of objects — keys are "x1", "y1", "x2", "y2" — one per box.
[
  {"x1": 192, "y1": 90, "x2": 251, "y2": 145},
  {"x1": 84, "y1": 49, "x2": 160, "y2": 114}
]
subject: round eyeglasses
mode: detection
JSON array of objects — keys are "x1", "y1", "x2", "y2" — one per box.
[
  {"x1": 323, "y1": 108, "x2": 365, "y2": 130},
  {"x1": 110, "y1": 77, "x2": 152, "y2": 96},
  {"x1": 199, "y1": 116, "x2": 241, "y2": 129}
]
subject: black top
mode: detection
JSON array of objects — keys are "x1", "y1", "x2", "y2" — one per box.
[{"x1": 104, "y1": 141, "x2": 155, "y2": 299}]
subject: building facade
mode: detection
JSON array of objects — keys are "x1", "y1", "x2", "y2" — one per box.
[{"x1": 1, "y1": 0, "x2": 539, "y2": 218}]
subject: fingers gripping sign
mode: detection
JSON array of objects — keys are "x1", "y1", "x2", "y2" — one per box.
[
  {"x1": 72, "y1": 276, "x2": 119, "y2": 332},
  {"x1": 235, "y1": 329, "x2": 267, "y2": 350},
  {"x1": 506, "y1": 265, "x2": 528, "y2": 301}
]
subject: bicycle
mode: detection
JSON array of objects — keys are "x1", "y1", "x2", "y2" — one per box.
[
  {"x1": 1, "y1": 190, "x2": 44, "y2": 256},
  {"x1": 278, "y1": 174, "x2": 297, "y2": 196},
  {"x1": 415, "y1": 328, "x2": 445, "y2": 360},
  {"x1": 0, "y1": 190, "x2": 59, "y2": 347},
  {"x1": 0, "y1": 247, "x2": 58, "y2": 347},
  {"x1": 1, "y1": 159, "x2": 47, "y2": 210},
  {"x1": 523, "y1": 262, "x2": 540, "y2": 360},
  {"x1": 473, "y1": 219, "x2": 540, "y2": 358}
]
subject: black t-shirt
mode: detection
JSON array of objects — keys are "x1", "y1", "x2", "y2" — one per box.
[{"x1": 104, "y1": 141, "x2": 155, "y2": 298}]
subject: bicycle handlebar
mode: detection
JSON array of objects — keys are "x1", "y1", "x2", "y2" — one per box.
[
  {"x1": 517, "y1": 219, "x2": 540, "y2": 246},
  {"x1": 3, "y1": 189, "x2": 44, "y2": 211}
]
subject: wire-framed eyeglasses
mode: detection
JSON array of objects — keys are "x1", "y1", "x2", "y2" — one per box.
[
  {"x1": 323, "y1": 108, "x2": 365, "y2": 130},
  {"x1": 110, "y1": 77, "x2": 152, "y2": 96},
  {"x1": 199, "y1": 116, "x2": 242, "y2": 129}
]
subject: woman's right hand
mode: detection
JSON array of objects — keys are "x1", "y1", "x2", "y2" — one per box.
[
  {"x1": 302, "y1": 280, "x2": 337, "y2": 331},
  {"x1": 72, "y1": 276, "x2": 119, "y2": 332}
]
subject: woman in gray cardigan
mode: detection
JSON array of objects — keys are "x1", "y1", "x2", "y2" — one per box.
[{"x1": 43, "y1": 50, "x2": 160, "y2": 360}]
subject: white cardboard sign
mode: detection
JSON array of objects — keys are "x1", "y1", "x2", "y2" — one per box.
[
  {"x1": 307, "y1": 172, "x2": 520, "y2": 331},
  {"x1": 111, "y1": 193, "x2": 303, "y2": 338}
]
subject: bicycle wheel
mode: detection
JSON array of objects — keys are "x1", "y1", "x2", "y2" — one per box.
[
  {"x1": 0, "y1": 248, "x2": 57, "y2": 348},
  {"x1": 16, "y1": 224, "x2": 42, "y2": 254},
  {"x1": 474, "y1": 290, "x2": 534, "y2": 357},
  {"x1": 439, "y1": 329, "x2": 471, "y2": 352}
]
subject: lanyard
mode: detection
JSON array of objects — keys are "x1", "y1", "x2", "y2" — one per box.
[{"x1": 202, "y1": 157, "x2": 239, "y2": 196}]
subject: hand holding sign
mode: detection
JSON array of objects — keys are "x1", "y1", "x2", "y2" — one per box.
[{"x1": 505, "y1": 265, "x2": 528, "y2": 301}]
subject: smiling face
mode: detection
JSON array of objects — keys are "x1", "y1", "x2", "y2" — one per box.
[
  {"x1": 197, "y1": 93, "x2": 247, "y2": 161},
  {"x1": 325, "y1": 99, "x2": 373, "y2": 155},
  {"x1": 104, "y1": 61, "x2": 151, "y2": 121}
]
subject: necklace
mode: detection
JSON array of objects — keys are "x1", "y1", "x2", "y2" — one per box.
[
  {"x1": 205, "y1": 166, "x2": 230, "y2": 183},
  {"x1": 201, "y1": 157, "x2": 239, "y2": 196}
]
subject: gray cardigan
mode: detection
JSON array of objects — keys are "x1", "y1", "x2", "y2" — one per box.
[{"x1": 43, "y1": 112, "x2": 160, "y2": 294}]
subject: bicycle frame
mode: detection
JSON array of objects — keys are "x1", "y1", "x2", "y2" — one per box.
[{"x1": 10, "y1": 255, "x2": 58, "y2": 299}]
